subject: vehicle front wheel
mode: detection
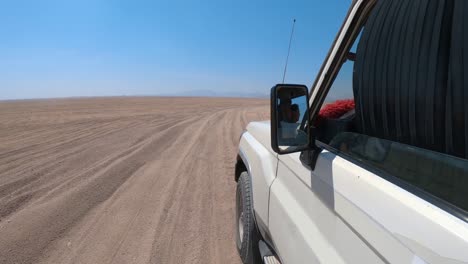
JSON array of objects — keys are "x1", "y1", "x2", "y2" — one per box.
[{"x1": 236, "y1": 171, "x2": 261, "y2": 264}]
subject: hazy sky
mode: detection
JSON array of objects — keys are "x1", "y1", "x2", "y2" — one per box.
[{"x1": 0, "y1": 0, "x2": 350, "y2": 100}]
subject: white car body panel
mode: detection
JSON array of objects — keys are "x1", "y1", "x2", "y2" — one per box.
[
  {"x1": 239, "y1": 121, "x2": 277, "y2": 228},
  {"x1": 272, "y1": 149, "x2": 468, "y2": 264},
  {"x1": 238, "y1": 123, "x2": 468, "y2": 264}
]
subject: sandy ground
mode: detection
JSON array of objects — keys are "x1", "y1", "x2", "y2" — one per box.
[{"x1": 0, "y1": 97, "x2": 268, "y2": 264}]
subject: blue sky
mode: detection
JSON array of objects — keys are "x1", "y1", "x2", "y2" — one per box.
[{"x1": 0, "y1": 0, "x2": 351, "y2": 100}]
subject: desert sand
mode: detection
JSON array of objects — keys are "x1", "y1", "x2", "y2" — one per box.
[{"x1": 0, "y1": 97, "x2": 268, "y2": 264}]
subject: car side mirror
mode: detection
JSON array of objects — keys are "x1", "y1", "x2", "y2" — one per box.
[{"x1": 271, "y1": 84, "x2": 310, "y2": 154}]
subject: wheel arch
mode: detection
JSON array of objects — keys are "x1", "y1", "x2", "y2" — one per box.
[{"x1": 235, "y1": 150, "x2": 250, "y2": 182}]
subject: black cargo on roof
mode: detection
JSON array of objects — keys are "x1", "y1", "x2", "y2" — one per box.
[{"x1": 354, "y1": 0, "x2": 468, "y2": 160}]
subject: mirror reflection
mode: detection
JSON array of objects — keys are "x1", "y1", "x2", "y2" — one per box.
[{"x1": 276, "y1": 87, "x2": 309, "y2": 148}]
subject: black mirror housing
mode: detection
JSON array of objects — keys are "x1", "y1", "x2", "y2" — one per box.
[{"x1": 271, "y1": 84, "x2": 311, "y2": 154}]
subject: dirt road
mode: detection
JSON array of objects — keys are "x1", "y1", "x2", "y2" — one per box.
[{"x1": 0, "y1": 97, "x2": 268, "y2": 264}]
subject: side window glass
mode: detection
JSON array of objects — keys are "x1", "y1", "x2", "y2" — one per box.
[
  {"x1": 326, "y1": 31, "x2": 361, "y2": 102},
  {"x1": 329, "y1": 132, "x2": 468, "y2": 213},
  {"x1": 315, "y1": 30, "x2": 361, "y2": 144}
]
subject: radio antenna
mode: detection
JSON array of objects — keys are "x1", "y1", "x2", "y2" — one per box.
[{"x1": 282, "y1": 18, "x2": 296, "y2": 84}]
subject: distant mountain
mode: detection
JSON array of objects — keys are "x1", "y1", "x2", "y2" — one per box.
[{"x1": 159, "y1": 89, "x2": 268, "y2": 98}]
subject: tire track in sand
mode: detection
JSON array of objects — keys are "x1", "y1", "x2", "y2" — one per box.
[{"x1": 0, "y1": 97, "x2": 268, "y2": 264}]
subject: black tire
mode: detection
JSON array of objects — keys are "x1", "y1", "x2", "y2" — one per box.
[{"x1": 236, "y1": 171, "x2": 261, "y2": 264}]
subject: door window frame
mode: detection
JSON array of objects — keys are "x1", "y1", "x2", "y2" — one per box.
[
  {"x1": 308, "y1": 0, "x2": 376, "y2": 120},
  {"x1": 317, "y1": 140, "x2": 468, "y2": 223}
]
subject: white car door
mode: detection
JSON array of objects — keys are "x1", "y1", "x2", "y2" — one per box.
[
  {"x1": 269, "y1": 148, "x2": 468, "y2": 264},
  {"x1": 270, "y1": 151, "x2": 387, "y2": 264},
  {"x1": 269, "y1": 137, "x2": 468, "y2": 264}
]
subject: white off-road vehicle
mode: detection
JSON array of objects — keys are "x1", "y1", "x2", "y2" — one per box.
[{"x1": 234, "y1": 0, "x2": 468, "y2": 263}]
